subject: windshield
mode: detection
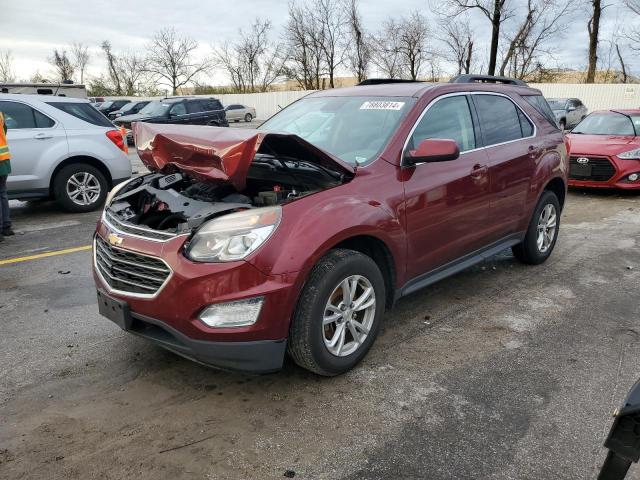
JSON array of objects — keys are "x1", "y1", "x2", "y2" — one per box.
[
  {"x1": 572, "y1": 112, "x2": 640, "y2": 136},
  {"x1": 259, "y1": 96, "x2": 416, "y2": 165},
  {"x1": 547, "y1": 99, "x2": 567, "y2": 110},
  {"x1": 139, "y1": 101, "x2": 171, "y2": 116},
  {"x1": 99, "y1": 101, "x2": 113, "y2": 109},
  {"x1": 119, "y1": 102, "x2": 138, "y2": 113}
]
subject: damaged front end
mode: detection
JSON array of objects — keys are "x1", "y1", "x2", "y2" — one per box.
[{"x1": 103, "y1": 123, "x2": 354, "y2": 243}]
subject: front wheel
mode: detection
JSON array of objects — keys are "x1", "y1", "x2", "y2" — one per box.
[
  {"x1": 53, "y1": 163, "x2": 108, "y2": 213},
  {"x1": 512, "y1": 190, "x2": 560, "y2": 265},
  {"x1": 288, "y1": 249, "x2": 385, "y2": 376}
]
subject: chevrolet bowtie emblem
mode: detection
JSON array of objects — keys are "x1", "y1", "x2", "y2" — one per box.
[{"x1": 108, "y1": 232, "x2": 124, "y2": 246}]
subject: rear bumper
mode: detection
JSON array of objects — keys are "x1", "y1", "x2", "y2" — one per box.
[{"x1": 126, "y1": 309, "x2": 286, "y2": 373}]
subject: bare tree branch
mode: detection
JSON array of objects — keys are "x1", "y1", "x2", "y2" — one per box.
[
  {"x1": 0, "y1": 49, "x2": 16, "y2": 82},
  {"x1": 71, "y1": 42, "x2": 90, "y2": 84},
  {"x1": 345, "y1": 0, "x2": 372, "y2": 82},
  {"x1": 49, "y1": 49, "x2": 75, "y2": 82}
]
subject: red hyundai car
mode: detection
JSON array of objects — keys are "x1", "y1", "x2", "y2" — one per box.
[
  {"x1": 566, "y1": 109, "x2": 640, "y2": 189},
  {"x1": 93, "y1": 75, "x2": 568, "y2": 376}
]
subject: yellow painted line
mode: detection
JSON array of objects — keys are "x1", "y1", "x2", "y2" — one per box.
[{"x1": 0, "y1": 245, "x2": 92, "y2": 266}]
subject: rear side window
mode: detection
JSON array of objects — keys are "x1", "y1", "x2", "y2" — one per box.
[
  {"x1": 47, "y1": 102, "x2": 113, "y2": 127},
  {"x1": 523, "y1": 95, "x2": 558, "y2": 128},
  {"x1": 205, "y1": 100, "x2": 223, "y2": 111},
  {"x1": 409, "y1": 95, "x2": 476, "y2": 152},
  {"x1": 474, "y1": 95, "x2": 523, "y2": 145},
  {"x1": 0, "y1": 101, "x2": 55, "y2": 129},
  {"x1": 186, "y1": 101, "x2": 203, "y2": 114}
]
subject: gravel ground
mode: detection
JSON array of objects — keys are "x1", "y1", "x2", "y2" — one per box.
[{"x1": 0, "y1": 183, "x2": 639, "y2": 479}]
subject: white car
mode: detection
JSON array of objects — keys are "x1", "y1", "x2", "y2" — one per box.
[
  {"x1": 0, "y1": 94, "x2": 131, "y2": 212},
  {"x1": 224, "y1": 104, "x2": 256, "y2": 123}
]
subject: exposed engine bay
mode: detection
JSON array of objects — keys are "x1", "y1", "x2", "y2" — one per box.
[{"x1": 106, "y1": 153, "x2": 349, "y2": 234}]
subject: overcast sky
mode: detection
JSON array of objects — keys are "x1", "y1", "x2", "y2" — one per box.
[{"x1": 2, "y1": 0, "x2": 638, "y2": 84}]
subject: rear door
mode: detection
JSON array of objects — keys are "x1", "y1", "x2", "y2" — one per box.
[
  {"x1": 471, "y1": 93, "x2": 538, "y2": 239},
  {"x1": 402, "y1": 94, "x2": 492, "y2": 279},
  {"x1": 0, "y1": 100, "x2": 67, "y2": 194}
]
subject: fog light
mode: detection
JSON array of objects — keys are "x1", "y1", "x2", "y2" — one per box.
[
  {"x1": 198, "y1": 297, "x2": 264, "y2": 328},
  {"x1": 629, "y1": 173, "x2": 639, "y2": 182}
]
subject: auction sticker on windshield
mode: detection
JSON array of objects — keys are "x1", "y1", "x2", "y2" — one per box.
[{"x1": 360, "y1": 101, "x2": 405, "y2": 110}]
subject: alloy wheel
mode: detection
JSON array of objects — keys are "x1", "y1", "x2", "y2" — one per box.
[
  {"x1": 536, "y1": 203, "x2": 557, "y2": 253},
  {"x1": 323, "y1": 274, "x2": 376, "y2": 357},
  {"x1": 66, "y1": 172, "x2": 101, "y2": 206}
]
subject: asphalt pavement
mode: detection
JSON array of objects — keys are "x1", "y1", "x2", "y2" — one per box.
[{"x1": 1, "y1": 170, "x2": 639, "y2": 479}]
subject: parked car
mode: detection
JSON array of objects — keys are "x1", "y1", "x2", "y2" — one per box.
[
  {"x1": 0, "y1": 94, "x2": 131, "y2": 212},
  {"x1": 93, "y1": 75, "x2": 567, "y2": 375},
  {"x1": 566, "y1": 109, "x2": 640, "y2": 189},
  {"x1": 108, "y1": 100, "x2": 150, "y2": 121},
  {"x1": 114, "y1": 97, "x2": 228, "y2": 143},
  {"x1": 98, "y1": 99, "x2": 131, "y2": 117},
  {"x1": 89, "y1": 96, "x2": 105, "y2": 104},
  {"x1": 225, "y1": 104, "x2": 256, "y2": 122},
  {"x1": 547, "y1": 97, "x2": 588, "y2": 130}
]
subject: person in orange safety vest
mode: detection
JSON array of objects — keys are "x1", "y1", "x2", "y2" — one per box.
[{"x1": 0, "y1": 111, "x2": 14, "y2": 242}]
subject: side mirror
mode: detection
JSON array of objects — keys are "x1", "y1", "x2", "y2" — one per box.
[
  {"x1": 404, "y1": 138, "x2": 460, "y2": 166},
  {"x1": 598, "y1": 378, "x2": 640, "y2": 479}
]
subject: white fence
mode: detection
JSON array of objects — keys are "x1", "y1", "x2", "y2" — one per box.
[{"x1": 108, "y1": 84, "x2": 640, "y2": 120}]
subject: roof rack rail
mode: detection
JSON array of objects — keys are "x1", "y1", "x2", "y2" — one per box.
[
  {"x1": 449, "y1": 74, "x2": 528, "y2": 86},
  {"x1": 357, "y1": 78, "x2": 423, "y2": 86}
]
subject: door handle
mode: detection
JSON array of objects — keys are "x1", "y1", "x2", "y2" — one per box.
[
  {"x1": 34, "y1": 132, "x2": 53, "y2": 140},
  {"x1": 470, "y1": 164, "x2": 488, "y2": 179}
]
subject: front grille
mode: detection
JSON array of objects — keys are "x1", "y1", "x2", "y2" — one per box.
[
  {"x1": 95, "y1": 235, "x2": 171, "y2": 296},
  {"x1": 569, "y1": 156, "x2": 616, "y2": 181},
  {"x1": 104, "y1": 209, "x2": 177, "y2": 241}
]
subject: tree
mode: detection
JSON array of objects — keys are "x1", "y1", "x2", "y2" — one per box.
[
  {"x1": 447, "y1": 0, "x2": 511, "y2": 76},
  {"x1": 615, "y1": 44, "x2": 628, "y2": 83},
  {"x1": 215, "y1": 19, "x2": 285, "y2": 93},
  {"x1": 345, "y1": 0, "x2": 371, "y2": 82},
  {"x1": 49, "y1": 49, "x2": 75, "y2": 82},
  {"x1": 312, "y1": 0, "x2": 347, "y2": 88},
  {"x1": 146, "y1": 27, "x2": 211, "y2": 94},
  {"x1": 398, "y1": 11, "x2": 431, "y2": 80},
  {"x1": 372, "y1": 19, "x2": 404, "y2": 78},
  {"x1": 499, "y1": 0, "x2": 573, "y2": 80},
  {"x1": 283, "y1": 1, "x2": 325, "y2": 89},
  {"x1": 586, "y1": 0, "x2": 601, "y2": 83},
  {"x1": 100, "y1": 41, "x2": 148, "y2": 95},
  {"x1": 0, "y1": 49, "x2": 16, "y2": 82},
  {"x1": 71, "y1": 42, "x2": 90, "y2": 84},
  {"x1": 439, "y1": 17, "x2": 474, "y2": 75}
]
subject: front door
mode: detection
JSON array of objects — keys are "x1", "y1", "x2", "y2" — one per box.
[
  {"x1": 402, "y1": 94, "x2": 492, "y2": 280},
  {"x1": 0, "y1": 100, "x2": 67, "y2": 194}
]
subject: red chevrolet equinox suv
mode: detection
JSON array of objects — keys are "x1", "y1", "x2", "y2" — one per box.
[{"x1": 93, "y1": 75, "x2": 568, "y2": 376}]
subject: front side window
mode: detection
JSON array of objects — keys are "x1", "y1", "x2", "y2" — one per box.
[
  {"x1": 572, "y1": 112, "x2": 640, "y2": 136},
  {"x1": 259, "y1": 95, "x2": 416, "y2": 165},
  {"x1": 474, "y1": 95, "x2": 524, "y2": 146},
  {"x1": 47, "y1": 102, "x2": 112, "y2": 127},
  {"x1": 0, "y1": 101, "x2": 54, "y2": 129},
  {"x1": 170, "y1": 103, "x2": 187, "y2": 116},
  {"x1": 409, "y1": 95, "x2": 476, "y2": 152}
]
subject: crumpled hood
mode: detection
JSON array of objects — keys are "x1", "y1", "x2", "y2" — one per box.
[
  {"x1": 566, "y1": 133, "x2": 640, "y2": 157},
  {"x1": 133, "y1": 123, "x2": 355, "y2": 190}
]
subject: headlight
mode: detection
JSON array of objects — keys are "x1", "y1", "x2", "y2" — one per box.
[
  {"x1": 186, "y1": 206, "x2": 282, "y2": 262},
  {"x1": 105, "y1": 176, "x2": 139, "y2": 205},
  {"x1": 617, "y1": 148, "x2": 640, "y2": 160}
]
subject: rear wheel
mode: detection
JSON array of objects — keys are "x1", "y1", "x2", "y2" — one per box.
[
  {"x1": 53, "y1": 163, "x2": 108, "y2": 213},
  {"x1": 288, "y1": 249, "x2": 385, "y2": 376},
  {"x1": 244, "y1": 113, "x2": 253, "y2": 122},
  {"x1": 559, "y1": 119, "x2": 566, "y2": 131},
  {"x1": 512, "y1": 190, "x2": 560, "y2": 265}
]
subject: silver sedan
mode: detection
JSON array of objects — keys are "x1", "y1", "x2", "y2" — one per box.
[{"x1": 224, "y1": 104, "x2": 257, "y2": 122}]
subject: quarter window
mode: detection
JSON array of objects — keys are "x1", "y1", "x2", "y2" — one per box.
[
  {"x1": 409, "y1": 95, "x2": 476, "y2": 152},
  {"x1": 0, "y1": 101, "x2": 55, "y2": 129},
  {"x1": 474, "y1": 95, "x2": 524, "y2": 146},
  {"x1": 517, "y1": 109, "x2": 534, "y2": 137}
]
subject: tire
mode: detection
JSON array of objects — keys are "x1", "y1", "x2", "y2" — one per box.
[
  {"x1": 559, "y1": 119, "x2": 566, "y2": 131},
  {"x1": 288, "y1": 249, "x2": 386, "y2": 376},
  {"x1": 53, "y1": 163, "x2": 108, "y2": 213},
  {"x1": 512, "y1": 190, "x2": 561, "y2": 265},
  {"x1": 244, "y1": 113, "x2": 253, "y2": 122}
]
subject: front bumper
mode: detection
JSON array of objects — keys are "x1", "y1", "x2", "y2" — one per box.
[
  {"x1": 93, "y1": 218, "x2": 301, "y2": 372},
  {"x1": 568, "y1": 156, "x2": 640, "y2": 189}
]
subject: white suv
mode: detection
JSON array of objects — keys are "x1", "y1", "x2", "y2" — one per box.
[{"x1": 0, "y1": 94, "x2": 131, "y2": 212}]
